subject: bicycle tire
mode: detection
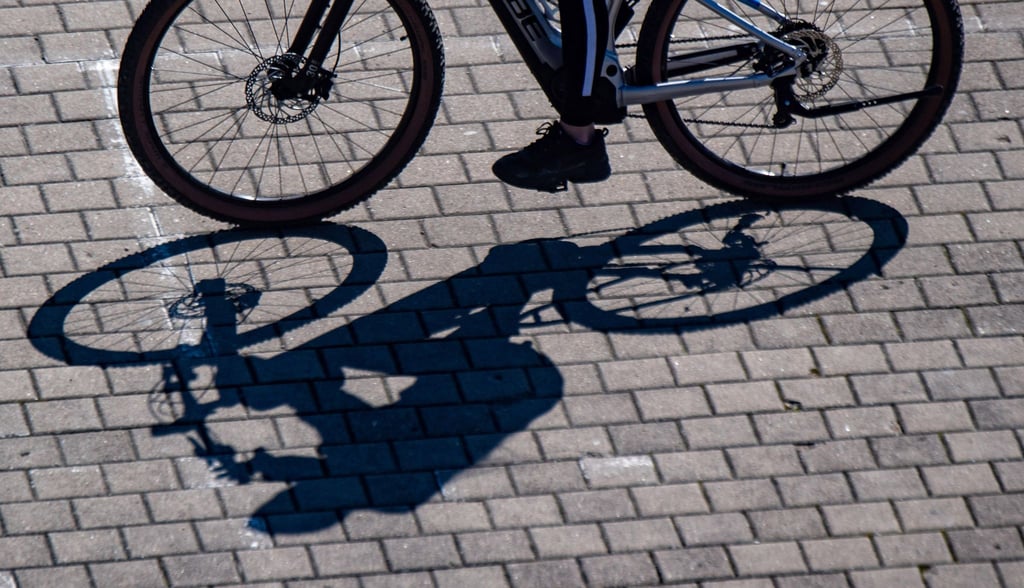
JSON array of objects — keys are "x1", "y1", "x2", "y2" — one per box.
[
  {"x1": 28, "y1": 225, "x2": 386, "y2": 366},
  {"x1": 634, "y1": 0, "x2": 963, "y2": 199},
  {"x1": 118, "y1": 0, "x2": 444, "y2": 225},
  {"x1": 566, "y1": 197, "x2": 906, "y2": 330}
]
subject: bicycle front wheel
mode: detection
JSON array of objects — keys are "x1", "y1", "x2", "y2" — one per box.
[
  {"x1": 119, "y1": 0, "x2": 444, "y2": 225},
  {"x1": 635, "y1": 0, "x2": 963, "y2": 198}
]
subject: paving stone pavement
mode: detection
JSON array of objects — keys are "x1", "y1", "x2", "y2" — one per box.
[{"x1": 2, "y1": 0, "x2": 1023, "y2": 586}]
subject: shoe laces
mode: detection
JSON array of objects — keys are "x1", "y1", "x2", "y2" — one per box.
[{"x1": 526, "y1": 121, "x2": 606, "y2": 153}]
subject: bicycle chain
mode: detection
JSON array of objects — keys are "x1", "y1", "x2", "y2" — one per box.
[{"x1": 617, "y1": 34, "x2": 781, "y2": 129}]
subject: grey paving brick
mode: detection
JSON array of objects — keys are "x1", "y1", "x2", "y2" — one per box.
[
  {"x1": 599, "y1": 357, "x2": 676, "y2": 391},
  {"x1": 778, "y1": 377, "x2": 856, "y2": 409},
  {"x1": 14, "y1": 566, "x2": 90, "y2": 588},
  {"x1": 729, "y1": 541, "x2": 806, "y2": 576},
  {"x1": 563, "y1": 393, "x2": 638, "y2": 426},
  {"x1": 822, "y1": 313, "x2": 902, "y2": 344},
  {"x1": 457, "y1": 529, "x2": 534, "y2": 564},
  {"x1": 822, "y1": 502, "x2": 901, "y2": 536},
  {"x1": 59, "y1": 431, "x2": 135, "y2": 466},
  {"x1": 775, "y1": 573, "x2": 850, "y2": 588},
  {"x1": 923, "y1": 368, "x2": 1001, "y2": 400},
  {"x1": 895, "y1": 309, "x2": 972, "y2": 340},
  {"x1": 800, "y1": 439, "x2": 878, "y2": 473},
  {"x1": 704, "y1": 479, "x2": 782, "y2": 512},
  {"x1": 742, "y1": 348, "x2": 817, "y2": 380},
  {"x1": 654, "y1": 449, "x2": 732, "y2": 483},
  {"x1": 359, "y1": 570, "x2": 433, "y2": 588},
  {"x1": 509, "y1": 461, "x2": 586, "y2": 494},
  {"x1": 529, "y1": 524, "x2": 606, "y2": 558},
  {"x1": 874, "y1": 532, "x2": 952, "y2": 567},
  {"x1": 29, "y1": 465, "x2": 106, "y2": 499},
  {"x1": 849, "y1": 468, "x2": 927, "y2": 501},
  {"x1": 383, "y1": 535, "x2": 461, "y2": 571},
  {"x1": 921, "y1": 563, "x2": 1002, "y2": 588},
  {"x1": 669, "y1": 352, "x2": 747, "y2": 385},
  {"x1": 706, "y1": 381, "x2": 782, "y2": 414},
  {"x1": 0, "y1": 500, "x2": 74, "y2": 534},
  {"x1": 433, "y1": 566, "x2": 510, "y2": 588},
  {"x1": 580, "y1": 553, "x2": 660, "y2": 587},
  {"x1": 123, "y1": 523, "x2": 200, "y2": 558},
  {"x1": 579, "y1": 455, "x2": 657, "y2": 488},
  {"x1": 507, "y1": 559, "x2": 586, "y2": 588},
  {"x1": 632, "y1": 387, "x2": 711, "y2": 420},
  {"x1": 946, "y1": 430, "x2": 1023, "y2": 462},
  {"x1": 749, "y1": 508, "x2": 827, "y2": 542},
  {"x1": 682, "y1": 415, "x2": 758, "y2": 449},
  {"x1": 812, "y1": 345, "x2": 888, "y2": 376},
  {"x1": 25, "y1": 398, "x2": 103, "y2": 433},
  {"x1": 922, "y1": 463, "x2": 1001, "y2": 496},
  {"x1": 163, "y1": 553, "x2": 241, "y2": 586},
  {"x1": 653, "y1": 547, "x2": 734, "y2": 583},
  {"x1": 994, "y1": 461, "x2": 1024, "y2": 492},
  {"x1": 777, "y1": 474, "x2": 854, "y2": 507},
  {"x1": 947, "y1": 527, "x2": 1024, "y2": 562},
  {"x1": 802, "y1": 537, "x2": 879, "y2": 571},
  {"x1": 237, "y1": 546, "x2": 315, "y2": 581},
  {"x1": 826, "y1": 406, "x2": 901, "y2": 438},
  {"x1": 871, "y1": 435, "x2": 950, "y2": 467},
  {"x1": 602, "y1": 518, "x2": 681, "y2": 552},
  {"x1": 999, "y1": 561, "x2": 1024, "y2": 588},
  {"x1": 630, "y1": 483, "x2": 708, "y2": 517},
  {"x1": 102, "y1": 460, "x2": 179, "y2": 494},
  {"x1": 415, "y1": 502, "x2": 492, "y2": 534},
  {"x1": 849, "y1": 567, "x2": 927, "y2": 588},
  {"x1": 895, "y1": 497, "x2": 974, "y2": 532},
  {"x1": 897, "y1": 401, "x2": 974, "y2": 434},
  {"x1": 755, "y1": 411, "x2": 831, "y2": 445},
  {"x1": 608, "y1": 422, "x2": 685, "y2": 454},
  {"x1": 309, "y1": 542, "x2": 388, "y2": 576},
  {"x1": 49, "y1": 528, "x2": 125, "y2": 563},
  {"x1": 88, "y1": 559, "x2": 168, "y2": 588},
  {"x1": 726, "y1": 445, "x2": 803, "y2": 478},
  {"x1": 970, "y1": 493, "x2": 1024, "y2": 527},
  {"x1": 73, "y1": 495, "x2": 149, "y2": 529},
  {"x1": 851, "y1": 373, "x2": 929, "y2": 404},
  {"x1": 486, "y1": 495, "x2": 562, "y2": 528},
  {"x1": 676, "y1": 512, "x2": 753, "y2": 546},
  {"x1": 536, "y1": 427, "x2": 613, "y2": 460},
  {"x1": 559, "y1": 488, "x2": 636, "y2": 523}
]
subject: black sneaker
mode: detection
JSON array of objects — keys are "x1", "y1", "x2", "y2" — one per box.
[{"x1": 492, "y1": 121, "x2": 611, "y2": 192}]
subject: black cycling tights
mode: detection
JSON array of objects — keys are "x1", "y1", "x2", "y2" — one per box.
[{"x1": 557, "y1": 0, "x2": 610, "y2": 127}]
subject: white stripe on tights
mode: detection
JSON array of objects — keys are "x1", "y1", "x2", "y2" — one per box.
[{"x1": 581, "y1": 0, "x2": 597, "y2": 97}]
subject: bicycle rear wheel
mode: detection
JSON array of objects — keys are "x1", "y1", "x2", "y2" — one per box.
[
  {"x1": 635, "y1": 0, "x2": 963, "y2": 198},
  {"x1": 119, "y1": 0, "x2": 444, "y2": 225}
]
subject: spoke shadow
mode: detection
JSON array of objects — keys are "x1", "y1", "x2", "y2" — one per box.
[{"x1": 27, "y1": 196, "x2": 907, "y2": 536}]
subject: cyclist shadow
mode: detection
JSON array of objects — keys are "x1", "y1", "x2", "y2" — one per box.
[{"x1": 29, "y1": 197, "x2": 907, "y2": 537}]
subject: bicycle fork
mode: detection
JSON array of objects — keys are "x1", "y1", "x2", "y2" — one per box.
[{"x1": 266, "y1": 0, "x2": 353, "y2": 101}]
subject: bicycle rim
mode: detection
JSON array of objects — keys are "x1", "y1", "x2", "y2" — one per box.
[
  {"x1": 637, "y1": 0, "x2": 962, "y2": 197},
  {"x1": 119, "y1": 0, "x2": 442, "y2": 224}
]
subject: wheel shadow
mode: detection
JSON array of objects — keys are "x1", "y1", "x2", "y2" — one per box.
[{"x1": 27, "y1": 197, "x2": 907, "y2": 536}]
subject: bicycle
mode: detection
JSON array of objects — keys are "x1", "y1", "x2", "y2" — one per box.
[
  {"x1": 117, "y1": 0, "x2": 963, "y2": 225},
  {"x1": 30, "y1": 198, "x2": 904, "y2": 527}
]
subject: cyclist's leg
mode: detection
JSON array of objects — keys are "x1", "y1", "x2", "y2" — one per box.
[{"x1": 491, "y1": 0, "x2": 611, "y2": 192}]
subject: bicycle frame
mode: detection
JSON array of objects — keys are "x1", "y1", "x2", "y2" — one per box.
[
  {"x1": 484, "y1": 0, "x2": 807, "y2": 108},
  {"x1": 281, "y1": 0, "x2": 808, "y2": 109}
]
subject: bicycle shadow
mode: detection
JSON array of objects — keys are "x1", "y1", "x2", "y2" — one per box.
[{"x1": 28, "y1": 197, "x2": 907, "y2": 537}]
